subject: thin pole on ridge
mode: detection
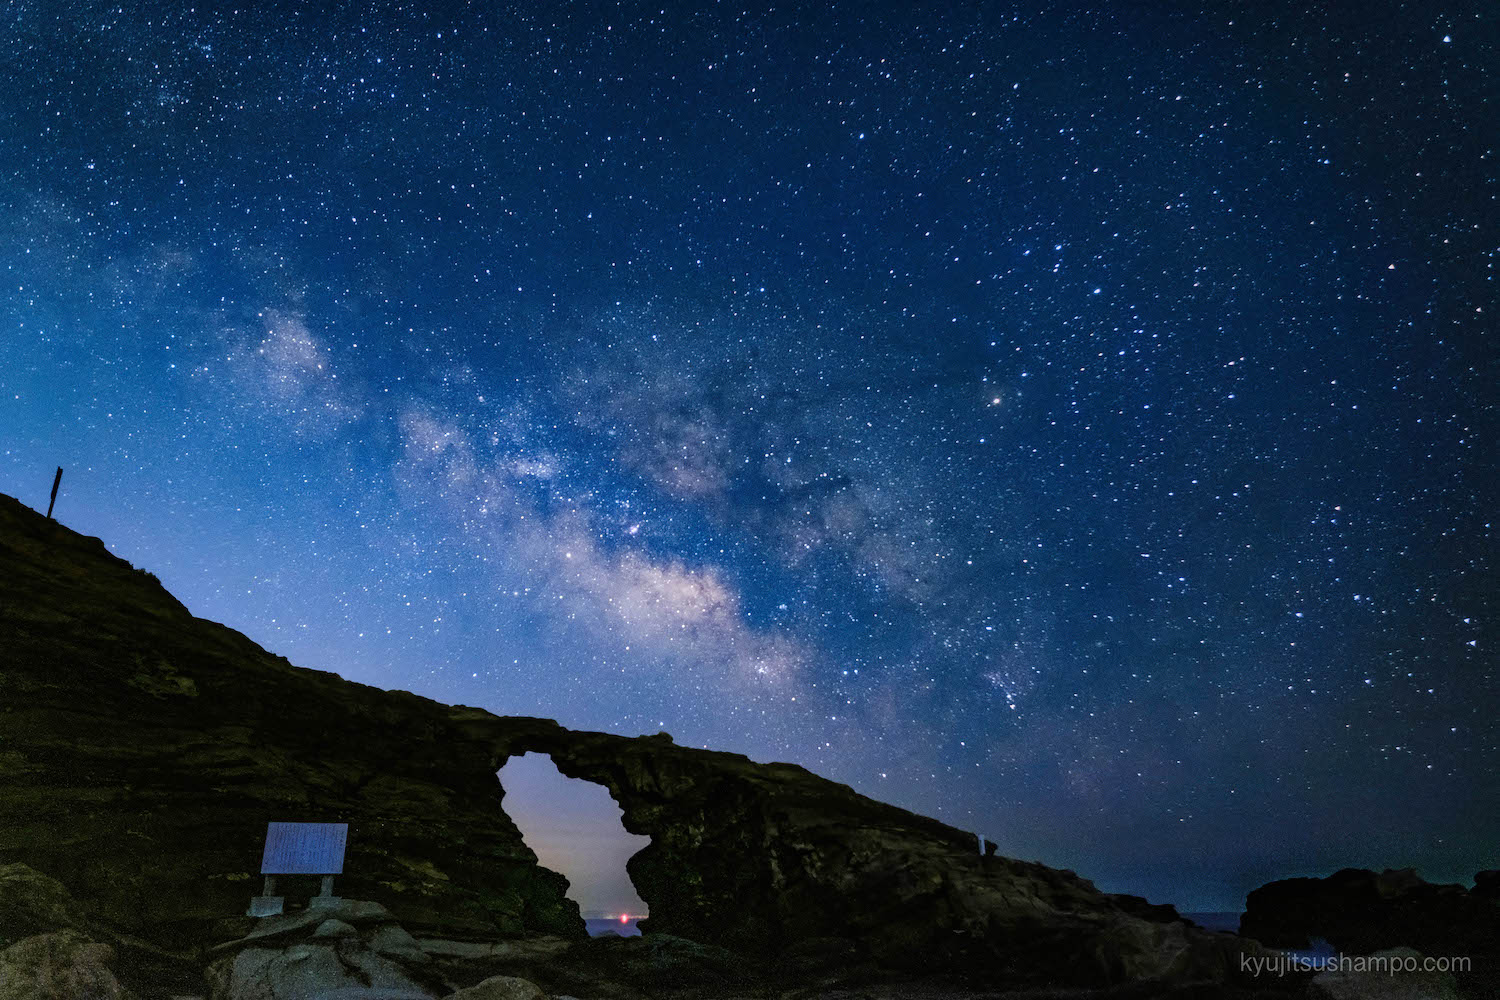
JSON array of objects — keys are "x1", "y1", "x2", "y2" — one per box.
[{"x1": 45, "y1": 467, "x2": 63, "y2": 520}]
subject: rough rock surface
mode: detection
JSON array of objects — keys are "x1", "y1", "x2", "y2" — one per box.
[
  {"x1": 0, "y1": 929, "x2": 137, "y2": 1000},
  {"x1": 205, "y1": 899, "x2": 440, "y2": 999},
  {"x1": 0, "y1": 493, "x2": 577, "y2": 952},
  {"x1": 0, "y1": 493, "x2": 1253, "y2": 988},
  {"x1": 0, "y1": 863, "x2": 81, "y2": 943},
  {"x1": 1308, "y1": 948, "x2": 1460, "y2": 1000},
  {"x1": 443, "y1": 975, "x2": 547, "y2": 1000},
  {"x1": 412, "y1": 936, "x2": 572, "y2": 995},
  {"x1": 0, "y1": 862, "x2": 191, "y2": 999}
]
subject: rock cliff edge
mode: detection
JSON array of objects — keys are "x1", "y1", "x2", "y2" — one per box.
[{"x1": 0, "y1": 493, "x2": 1248, "y2": 988}]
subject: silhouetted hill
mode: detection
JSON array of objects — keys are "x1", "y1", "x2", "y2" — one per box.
[{"x1": 0, "y1": 492, "x2": 1258, "y2": 990}]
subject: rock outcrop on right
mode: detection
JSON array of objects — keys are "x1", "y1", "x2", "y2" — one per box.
[
  {"x1": 1240, "y1": 868, "x2": 1499, "y2": 956},
  {"x1": 1240, "y1": 868, "x2": 1497, "y2": 998}
]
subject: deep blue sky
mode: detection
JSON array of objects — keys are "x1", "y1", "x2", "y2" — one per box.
[{"x1": 1, "y1": 2, "x2": 1493, "y2": 912}]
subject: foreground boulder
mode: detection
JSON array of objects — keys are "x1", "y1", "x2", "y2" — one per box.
[
  {"x1": 0, "y1": 864, "x2": 81, "y2": 943},
  {"x1": 0, "y1": 930, "x2": 137, "y2": 1000},
  {"x1": 411, "y1": 936, "x2": 571, "y2": 995},
  {"x1": 0, "y1": 492, "x2": 1254, "y2": 988},
  {"x1": 1309, "y1": 947, "x2": 1460, "y2": 1000},
  {"x1": 444, "y1": 976, "x2": 548, "y2": 1000},
  {"x1": 0, "y1": 865, "x2": 143, "y2": 1000},
  {"x1": 206, "y1": 900, "x2": 440, "y2": 999}
]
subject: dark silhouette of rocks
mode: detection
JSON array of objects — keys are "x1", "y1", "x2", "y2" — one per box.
[
  {"x1": 1103, "y1": 894, "x2": 1189, "y2": 926},
  {"x1": 1240, "y1": 868, "x2": 1498, "y2": 998},
  {"x1": 1240, "y1": 868, "x2": 1498, "y2": 956},
  {"x1": 0, "y1": 492, "x2": 578, "y2": 954},
  {"x1": 1474, "y1": 870, "x2": 1500, "y2": 902},
  {"x1": 0, "y1": 492, "x2": 1275, "y2": 996}
]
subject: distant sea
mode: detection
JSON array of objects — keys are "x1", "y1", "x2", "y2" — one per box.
[
  {"x1": 595, "y1": 915, "x2": 1227, "y2": 939},
  {"x1": 595, "y1": 913, "x2": 1234, "y2": 940},
  {"x1": 589, "y1": 912, "x2": 1336, "y2": 956},
  {"x1": 584, "y1": 917, "x2": 643, "y2": 937}
]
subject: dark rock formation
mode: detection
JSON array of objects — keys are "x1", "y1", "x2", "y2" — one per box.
[
  {"x1": 467, "y1": 717, "x2": 1255, "y2": 985},
  {"x1": 1474, "y1": 870, "x2": 1500, "y2": 902},
  {"x1": 0, "y1": 493, "x2": 1256, "y2": 990},
  {"x1": 1239, "y1": 868, "x2": 1499, "y2": 958},
  {"x1": 0, "y1": 493, "x2": 577, "y2": 953},
  {"x1": 1104, "y1": 893, "x2": 1189, "y2": 926},
  {"x1": 1240, "y1": 868, "x2": 1499, "y2": 999}
]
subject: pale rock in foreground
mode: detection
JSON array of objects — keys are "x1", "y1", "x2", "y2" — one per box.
[
  {"x1": 443, "y1": 975, "x2": 548, "y2": 1000},
  {"x1": 1309, "y1": 947, "x2": 1459, "y2": 1000},
  {"x1": 207, "y1": 900, "x2": 439, "y2": 1000},
  {"x1": 0, "y1": 930, "x2": 138, "y2": 1000}
]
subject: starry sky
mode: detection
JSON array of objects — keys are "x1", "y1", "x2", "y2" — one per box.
[{"x1": 1, "y1": 2, "x2": 1494, "y2": 914}]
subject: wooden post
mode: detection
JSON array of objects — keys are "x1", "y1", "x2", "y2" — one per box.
[{"x1": 45, "y1": 467, "x2": 63, "y2": 520}]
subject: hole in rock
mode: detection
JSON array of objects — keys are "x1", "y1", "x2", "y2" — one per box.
[{"x1": 498, "y1": 751, "x2": 650, "y2": 936}]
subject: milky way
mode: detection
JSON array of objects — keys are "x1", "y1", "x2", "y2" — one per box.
[{"x1": 0, "y1": 4, "x2": 1493, "y2": 910}]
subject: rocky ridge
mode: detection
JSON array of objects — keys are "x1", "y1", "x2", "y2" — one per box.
[{"x1": 0, "y1": 492, "x2": 1265, "y2": 996}]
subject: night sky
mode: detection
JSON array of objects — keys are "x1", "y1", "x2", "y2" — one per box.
[{"x1": 1, "y1": 3, "x2": 1494, "y2": 914}]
